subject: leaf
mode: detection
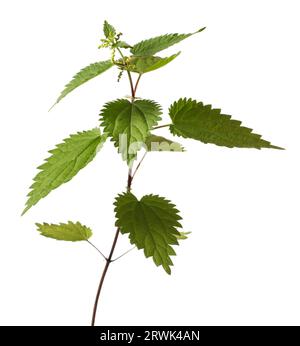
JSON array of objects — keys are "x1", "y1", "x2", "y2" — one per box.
[
  {"x1": 130, "y1": 27, "x2": 206, "y2": 56},
  {"x1": 116, "y1": 53, "x2": 180, "y2": 74},
  {"x1": 36, "y1": 221, "x2": 92, "y2": 241},
  {"x1": 175, "y1": 231, "x2": 191, "y2": 240},
  {"x1": 100, "y1": 99, "x2": 162, "y2": 164},
  {"x1": 145, "y1": 134, "x2": 184, "y2": 152},
  {"x1": 103, "y1": 20, "x2": 116, "y2": 39},
  {"x1": 114, "y1": 41, "x2": 132, "y2": 49},
  {"x1": 114, "y1": 192, "x2": 183, "y2": 274},
  {"x1": 22, "y1": 129, "x2": 107, "y2": 215},
  {"x1": 51, "y1": 60, "x2": 113, "y2": 108},
  {"x1": 169, "y1": 98, "x2": 283, "y2": 149}
]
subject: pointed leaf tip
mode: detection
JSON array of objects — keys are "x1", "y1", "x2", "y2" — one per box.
[
  {"x1": 196, "y1": 26, "x2": 206, "y2": 33},
  {"x1": 176, "y1": 232, "x2": 191, "y2": 240}
]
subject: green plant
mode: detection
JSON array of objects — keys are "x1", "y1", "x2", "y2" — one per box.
[{"x1": 23, "y1": 21, "x2": 283, "y2": 326}]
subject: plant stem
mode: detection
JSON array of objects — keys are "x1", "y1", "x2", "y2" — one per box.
[
  {"x1": 127, "y1": 72, "x2": 135, "y2": 99},
  {"x1": 91, "y1": 226, "x2": 120, "y2": 326},
  {"x1": 91, "y1": 169, "x2": 134, "y2": 326},
  {"x1": 91, "y1": 47, "x2": 141, "y2": 325},
  {"x1": 152, "y1": 123, "x2": 172, "y2": 130},
  {"x1": 116, "y1": 47, "x2": 135, "y2": 98},
  {"x1": 133, "y1": 74, "x2": 142, "y2": 97}
]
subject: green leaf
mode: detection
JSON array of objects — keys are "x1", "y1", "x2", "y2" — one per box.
[
  {"x1": 51, "y1": 60, "x2": 113, "y2": 109},
  {"x1": 100, "y1": 99, "x2": 162, "y2": 164},
  {"x1": 114, "y1": 192, "x2": 183, "y2": 274},
  {"x1": 175, "y1": 231, "x2": 191, "y2": 240},
  {"x1": 130, "y1": 27, "x2": 206, "y2": 56},
  {"x1": 114, "y1": 41, "x2": 132, "y2": 49},
  {"x1": 116, "y1": 53, "x2": 180, "y2": 74},
  {"x1": 103, "y1": 20, "x2": 116, "y2": 39},
  {"x1": 22, "y1": 129, "x2": 107, "y2": 215},
  {"x1": 169, "y1": 98, "x2": 283, "y2": 149},
  {"x1": 145, "y1": 134, "x2": 184, "y2": 152},
  {"x1": 36, "y1": 221, "x2": 92, "y2": 241}
]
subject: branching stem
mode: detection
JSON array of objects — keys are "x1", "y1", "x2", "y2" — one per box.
[{"x1": 91, "y1": 226, "x2": 121, "y2": 326}]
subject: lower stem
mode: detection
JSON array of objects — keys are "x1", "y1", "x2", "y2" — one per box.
[
  {"x1": 91, "y1": 169, "x2": 133, "y2": 326},
  {"x1": 91, "y1": 228, "x2": 120, "y2": 326}
]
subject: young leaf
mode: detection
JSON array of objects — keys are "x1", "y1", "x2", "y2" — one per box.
[
  {"x1": 22, "y1": 129, "x2": 107, "y2": 215},
  {"x1": 103, "y1": 20, "x2": 116, "y2": 39},
  {"x1": 114, "y1": 192, "x2": 182, "y2": 274},
  {"x1": 100, "y1": 99, "x2": 162, "y2": 163},
  {"x1": 51, "y1": 60, "x2": 113, "y2": 108},
  {"x1": 36, "y1": 221, "x2": 92, "y2": 241},
  {"x1": 116, "y1": 53, "x2": 180, "y2": 74},
  {"x1": 145, "y1": 134, "x2": 184, "y2": 152},
  {"x1": 130, "y1": 27, "x2": 206, "y2": 56},
  {"x1": 169, "y1": 98, "x2": 283, "y2": 149}
]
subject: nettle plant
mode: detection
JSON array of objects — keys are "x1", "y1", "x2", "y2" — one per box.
[{"x1": 23, "y1": 21, "x2": 283, "y2": 325}]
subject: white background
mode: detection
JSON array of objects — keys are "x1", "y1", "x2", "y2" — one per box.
[{"x1": 0, "y1": 0, "x2": 299, "y2": 326}]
